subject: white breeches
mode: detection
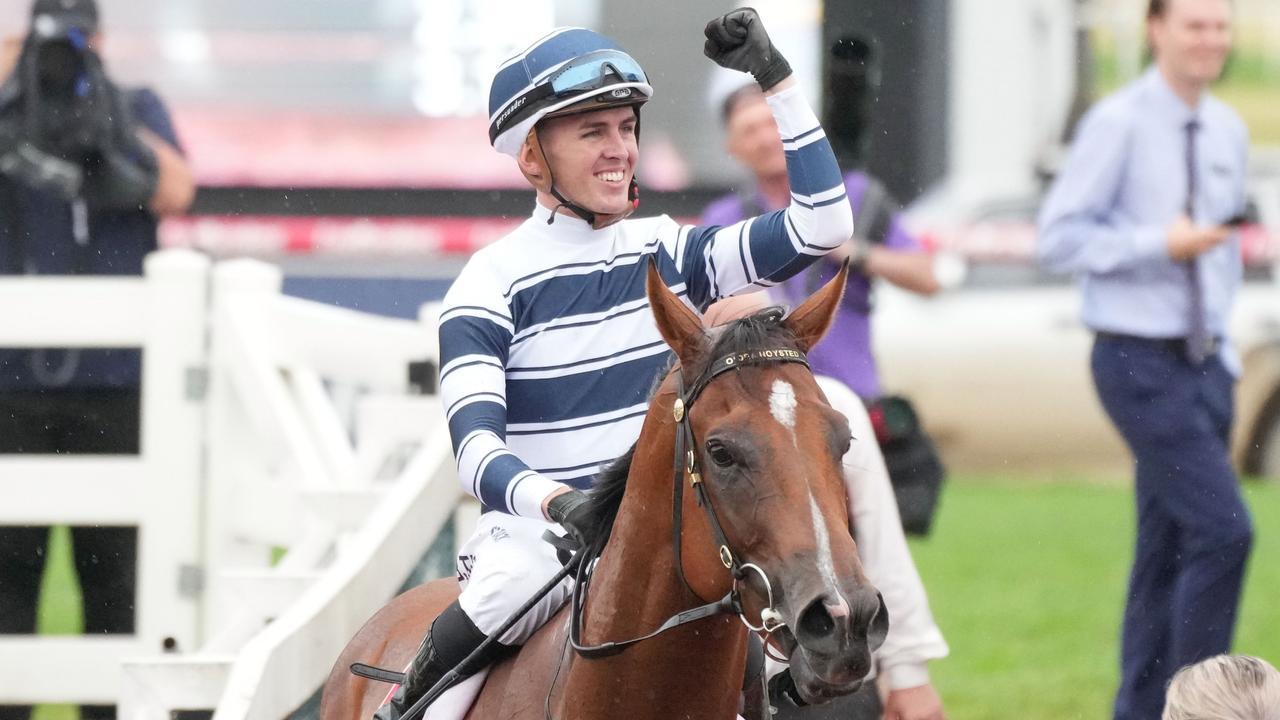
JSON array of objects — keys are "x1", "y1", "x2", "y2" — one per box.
[{"x1": 455, "y1": 511, "x2": 574, "y2": 645}]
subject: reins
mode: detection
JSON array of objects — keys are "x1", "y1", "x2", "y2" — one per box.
[{"x1": 568, "y1": 346, "x2": 809, "y2": 658}]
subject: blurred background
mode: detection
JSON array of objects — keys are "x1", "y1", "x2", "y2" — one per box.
[
  {"x1": 2, "y1": 1, "x2": 1278, "y2": 718},
  {"x1": 4, "y1": 0, "x2": 1274, "y2": 476},
  {"x1": 1, "y1": 0, "x2": 1275, "y2": 277}
]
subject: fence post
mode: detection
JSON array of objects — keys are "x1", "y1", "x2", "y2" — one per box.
[
  {"x1": 137, "y1": 249, "x2": 212, "y2": 656},
  {"x1": 203, "y1": 258, "x2": 290, "y2": 638}
]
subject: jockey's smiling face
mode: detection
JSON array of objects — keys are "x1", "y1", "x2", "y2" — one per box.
[{"x1": 533, "y1": 105, "x2": 639, "y2": 216}]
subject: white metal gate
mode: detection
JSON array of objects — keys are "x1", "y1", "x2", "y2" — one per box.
[{"x1": 0, "y1": 250, "x2": 469, "y2": 719}]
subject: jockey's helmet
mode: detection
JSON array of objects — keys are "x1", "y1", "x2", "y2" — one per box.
[{"x1": 487, "y1": 28, "x2": 652, "y2": 158}]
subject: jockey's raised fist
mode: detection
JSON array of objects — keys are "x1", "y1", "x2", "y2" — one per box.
[{"x1": 702, "y1": 7, "x2": 792, "y2": 91}]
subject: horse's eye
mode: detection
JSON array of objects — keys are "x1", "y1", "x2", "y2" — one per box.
[{"x1": 706, "y1": 441, "x2": 734, "y2": 468}]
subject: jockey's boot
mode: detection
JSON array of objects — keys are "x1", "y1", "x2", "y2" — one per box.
[{"x1": 373, "y1": 600, "x2": 507, "y2": 720}]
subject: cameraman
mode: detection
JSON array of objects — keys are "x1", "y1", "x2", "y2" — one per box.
[{"x1": 0, "y1": 1, "x2": 193, "y2": 719}]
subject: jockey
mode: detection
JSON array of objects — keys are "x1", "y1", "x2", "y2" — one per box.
[{"x1": 375, "y1": 9, "x2": 854, "y2": 718}]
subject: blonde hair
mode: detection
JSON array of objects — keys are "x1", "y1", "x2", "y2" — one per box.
[{"x1": 1163, "y1": 655, "x2": 1280, "y2": 720}]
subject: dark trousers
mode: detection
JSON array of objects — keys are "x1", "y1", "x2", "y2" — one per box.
[
  {"x1": 0, "y1": 389, "x2": 141, "y2": 720},
  {"x1": 1091, "y1": 337, "x2": 1253, "y2": 720},
  {"x1": 769, "y1": 681, "x2": 882, "y2": 720}
]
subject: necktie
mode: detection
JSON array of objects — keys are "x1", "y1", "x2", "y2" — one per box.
[{"x1": 1184, "y1": 119, "x2": 1210, "y2": 365}]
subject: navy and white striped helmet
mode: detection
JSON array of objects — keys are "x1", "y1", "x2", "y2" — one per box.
[{"x1": 488, "y1": 28, "x2": 653, "y2": 157}]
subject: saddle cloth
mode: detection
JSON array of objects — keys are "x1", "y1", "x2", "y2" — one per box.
[{"x1": 378, "y1": 668, "x2": 489, "y2": 720}]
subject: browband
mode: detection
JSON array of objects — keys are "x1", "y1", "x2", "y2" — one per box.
[{"x1": 681, "y1": 347, "x2": 809, "y2": 411}]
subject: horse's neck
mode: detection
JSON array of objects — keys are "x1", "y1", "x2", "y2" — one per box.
[{"x1": 557, "y1": 410, "x2": 746, "y2": 719}]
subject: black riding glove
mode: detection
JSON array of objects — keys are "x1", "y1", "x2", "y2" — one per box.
[
  {"x1": 703, "y1": 8, "x2": 792, "y2": 91},
  {"x1": 547, "y1": 489, "x2": 593, "y2": 549}
]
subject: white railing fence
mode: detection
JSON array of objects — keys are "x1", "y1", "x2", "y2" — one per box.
[
  {"x1": 0, "y1": 250, "x2": 208, "y2": 704},
  {"x1": 0, "y1": 250, "x2": 469, "y2": 719}
]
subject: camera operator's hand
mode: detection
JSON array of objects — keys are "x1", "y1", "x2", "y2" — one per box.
[
  {"x1": 0, "y1": 140, "x2": 83, "y2": 199},
  {"x1": 703, "y1": 8, "x2": 792, "y2": 91}
]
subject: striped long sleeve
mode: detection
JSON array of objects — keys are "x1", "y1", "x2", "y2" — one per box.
[
  {"x1": 671, "y1": 82, "x2": 854, "y2": 309},
  {"x1": 438, "y1": 257, "x2": 564, "y2": 519}
]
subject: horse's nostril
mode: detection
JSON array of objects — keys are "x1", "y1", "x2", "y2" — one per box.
[{"x1": 797, "y1": 598, "x2": 835, "y2": 640}]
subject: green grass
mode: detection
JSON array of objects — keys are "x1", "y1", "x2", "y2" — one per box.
[{"x1": 909, "y1": 477, "x2": 1280, "y2": 720}]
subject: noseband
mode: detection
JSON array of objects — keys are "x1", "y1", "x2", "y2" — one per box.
[{"x1": 569, "y1": 345, "x2": 810, "y2": 659}]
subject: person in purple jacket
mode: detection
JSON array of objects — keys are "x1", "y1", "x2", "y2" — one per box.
[{"x1": 702, "y1": 81, "x2": 939, "y2": 400}]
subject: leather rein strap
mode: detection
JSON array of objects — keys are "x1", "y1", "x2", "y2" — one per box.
[{"x1": 570, "y1": 347, "x2": 809, "y2": 659}]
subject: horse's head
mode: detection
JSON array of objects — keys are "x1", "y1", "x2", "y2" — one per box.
[{"x1": 645, "y1": 260, "x2": 888, "y2": 704}]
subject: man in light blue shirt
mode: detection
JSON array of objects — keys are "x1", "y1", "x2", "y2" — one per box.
[{"x1": 1037, "y1": 1, "x2": 1252, "y2": 718}]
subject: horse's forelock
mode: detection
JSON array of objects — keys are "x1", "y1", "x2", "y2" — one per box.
[{"x1": 700, "y1": 305, "x2": 798, "y2": 372}]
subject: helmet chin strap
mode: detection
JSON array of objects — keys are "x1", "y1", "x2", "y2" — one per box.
[
  {"x1": 545, "y1": 179, "x2": 640, "y2": 229},
  {"x1": 521, "y1": 111, "x2": 642, "y2": 230}
]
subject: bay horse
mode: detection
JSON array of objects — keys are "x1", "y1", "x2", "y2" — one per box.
[{"x1": 321, "y1": 261, "x2": 887, "y2": 719}]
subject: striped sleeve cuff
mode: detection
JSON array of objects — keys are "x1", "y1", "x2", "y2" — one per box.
[
  {"x1": 765, "y1": 83, "x2": 821, "y2": 144},
  {"x1": 508, "y1": 471, "x2": 565, "y2": 520}
]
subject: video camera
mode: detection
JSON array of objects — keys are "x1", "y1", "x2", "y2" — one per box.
[{"x1": 0, "y1": 0, "x2": 158, "y2": 208}]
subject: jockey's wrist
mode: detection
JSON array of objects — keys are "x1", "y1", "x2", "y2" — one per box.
[
  {"x1": 541, "y1": 486, "x2": 573, "y2": 521},
  {"x1": 884, "y1": 662, "x2": 930, "y2": 691},
  {"x1": 762, "y1": 74, "x2": 797, "y2": 98}
]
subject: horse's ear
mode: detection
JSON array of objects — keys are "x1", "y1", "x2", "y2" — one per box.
[
  {"x1": 784, "y1": 260, "x2": 849, "y2": 352},
  {"x1": 646, "y1": 256, "x2": 706, "y2": 364}
]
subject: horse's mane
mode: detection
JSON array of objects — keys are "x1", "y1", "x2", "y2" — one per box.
[
  {"x1": 579, "y1": 304, "x2": 798, "y2": 554},
  {"x1": 580, "y1": 443, "x2": 635, "y2": 556}
]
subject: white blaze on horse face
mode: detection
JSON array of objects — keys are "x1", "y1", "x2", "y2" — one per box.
[
  {"x1": 769, "y1": 379, "x2": 797, "y2": 441},
  {"x1": 775, "y1": 378, "x2": 845, "y2": 608},
  {"x1": 809, "y1": 492, "x2": 850, "y2": 615}
]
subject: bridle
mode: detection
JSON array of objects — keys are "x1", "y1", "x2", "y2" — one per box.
[{"x1": 568, "y1": 345, "x2": 812, "y2": 660}]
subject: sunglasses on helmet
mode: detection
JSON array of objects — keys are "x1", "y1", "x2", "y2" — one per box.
[
  {"x1": 544, "y1": 50, "x2": 647, "y2": 97},
  {"x1": 492, "y1": 49, "x2": 649, "y2": 141}
]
